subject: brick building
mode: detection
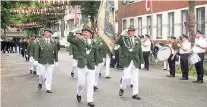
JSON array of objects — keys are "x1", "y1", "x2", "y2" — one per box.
[{"x1": 116, "y1": 0, "x2": 207, "y2": 40}]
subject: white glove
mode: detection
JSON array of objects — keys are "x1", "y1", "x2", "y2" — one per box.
[
  {"x1": 26, "y1": 55, "x2": 28, "y2": 57},
  {"x1": 114, "y1": 45, "x2": 120, "y2": 50},
  {"x1": 54, "y1": 62, "x2": 58, "y2": 67},
  {"x1": 121, "y1": 29, "x2": 128, "y2": 35},
  {"x1": 141, "y1": 64, "x2": 145, "y2": 69},
  {"x1": 112, "y1": 56, "x2": 115, "y2": 59},
  {"x1": 29, "y1": 57, "x2": 34, "y2": 62},
  {"x1": 69, "y1": 55, "x2": 73, "y2": 58}
]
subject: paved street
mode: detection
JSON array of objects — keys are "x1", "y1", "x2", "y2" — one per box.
[{"x1": 1, "y1": 50, "x2": 207, "y2": 107}]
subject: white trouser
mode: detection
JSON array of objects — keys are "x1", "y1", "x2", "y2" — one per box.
[
  {"x1": 95, "y1": 62, "x2": 104, "y2": 86},
  {"x1": 29, "y1": 57, "x2": 34, "y2": 71},
  {"x1": 120, "y1": 61, "x2": 139, "y2": 95},
  {"x1": 38, "y1": 64, "x2": 54, "y2": 90},
  {"x1": 72, "y1": 58, "x2": 77, "y2": 72},
  {"x1": 77, "y1": 66, "x2": 95, "y2": 102},
  {"x1": 104, "y1": 54, "x2": 111, "y2": 77},
  {"x1": 29, "y1": 61, "x2": 34, "y2": 71}
]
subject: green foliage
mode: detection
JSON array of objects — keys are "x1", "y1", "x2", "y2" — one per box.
[
  {"x1": 1, "y1": 1, "x2": 65, "y2": 36},
  {"x1": 175, "y1": 65, "x2": 207, "y2": 77}
]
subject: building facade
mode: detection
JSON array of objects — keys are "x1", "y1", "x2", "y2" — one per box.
[
  {"x1": 51, "y1": 6, "x2": 81, "y2": 47},
  {"x1": 117, "y1": 1, "x2": 207, "y2": 40}
]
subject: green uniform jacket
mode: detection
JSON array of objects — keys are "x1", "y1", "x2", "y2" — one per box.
[
  {"x1": 69, "y1": 44, "x2": 79, "y2": 60},
  {"x1": 116, "y1": 35, "x2": 144, "y2": 68},
  {"x1": 67, "y1": 32, "x2": 98, "y2": 70},
  {"x1": 34, "y1": 38, "x2": 58, "y2": 64},
  {"x1": 94, "y1": 38, "x2": 110, "y2": 65}
]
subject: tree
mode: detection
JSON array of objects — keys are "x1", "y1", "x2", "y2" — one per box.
[
  {"x1": 1, "y1": 1, "x2": 65, "y2": 36},
  {"x1": 70, "y1": 1, "x2": 100, "y2": 30},
  {"x1": 188, "y1": 0, "x2": 195, "y2": 43}
]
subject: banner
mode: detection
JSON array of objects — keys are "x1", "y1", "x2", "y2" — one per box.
[{"x1": 97, "y1": 0, "x2": 115, "y2": 52}]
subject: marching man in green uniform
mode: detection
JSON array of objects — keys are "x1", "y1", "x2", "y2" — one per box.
[
  {"x1": 69, "y1": 31, "x2": 82, "y2": 77},
  {"x1": 114, "y1": 25, "x2": 144, "y2": 100},
  {"x1": 27, "y1": 34, "x2": 37, "y2": 75},
  {"x1": 33, "y1": 29, "x2": 58, "y2": 93},
  {"x1": 93, "y1": 32, "x2": 110, "y2": 90},
  {"x1": 67, "y1": 26, "x2": 97, "y2": 107}
]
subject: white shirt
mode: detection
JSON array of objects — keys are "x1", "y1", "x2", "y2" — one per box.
[
  {"x1": 192, "y1": 38, "x2": 207, "y2": 53},
  {"x1": 179, "y1": 40, "x2": 191, "y2": 54},
  {"x1": 87, "y1": 39, "x2": 92, "y2": 45},
  {"x1": 141, "y1": 39, "x2": 151, "y2": 52},
  {"x1": 45, "y1": 38, "x2": 50, "y2": 42},
  {"x1": 129, "y1": 36, "x2": 135, "y2": 45}
]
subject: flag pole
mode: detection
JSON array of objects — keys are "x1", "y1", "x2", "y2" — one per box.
[{"x1": 150, "y1": 0, "x2": 154, "y2": 39}]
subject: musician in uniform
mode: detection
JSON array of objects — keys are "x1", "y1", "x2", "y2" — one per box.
[
  {"x1": 141, "y1": 34, "x2": 152, "y2": 70},
  {"x1": 27, "y1": 34, "x2": 37, "y2": 75},
  {"x1": 178, "y1": 34, "x2": 191, "y2": 80},
  {"x1": 114, "y1": 25, "x2": 144, "y2": 100},
  {"x1": 67, "y1": 26, "x2": 97, "y2": 107},
  {"x1": 192, "y1": 31, "x2": 207, "y2": 83},
  {"x1": 33, "y1": 29, "x2": 58, "y2": 93},
  {"x1": 166, "y1": 36, "x2": 177, "y2": 77},
  {"x1": 69, "y1": 31, "x2": 82, "y2": 77}
]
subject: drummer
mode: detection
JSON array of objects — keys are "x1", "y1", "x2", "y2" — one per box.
[
  {"x1": 178, "y1": 34, "x2": 191, "y2": 80},
  {"x1": 141, "y1": 34, "x2": 152, "y2": 70},
  {"x1": 166, "y1": 36, "x2": 177, "y2": 77},
  {"x1": 192, "y1": 30, "x2": 207, "y2": 84}
]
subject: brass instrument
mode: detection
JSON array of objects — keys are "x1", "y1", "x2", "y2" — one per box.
[{"x1": 172, "y1": 38, "x2": 182, "y2": 50}]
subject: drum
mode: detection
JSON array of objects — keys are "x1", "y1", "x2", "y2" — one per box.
[
  {"x1": 153, "y1": 43, "x2": 172, "y2": 61},
  {"x1": 188, "y1": 53, "x2": 201, "y2": 65}
]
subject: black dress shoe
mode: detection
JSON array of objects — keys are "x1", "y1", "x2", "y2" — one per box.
[
  {"x1": 119, "y1": 89, "x2": 124, "y2": 96},
  {"x1": 105, "y1": 76, "x2": 111, "y2": 79},
  {"x1": 132, "y1": 94, "x2": 141, "y2": 100},
  {"x1": 46, "y1": 90, "x2": 52, "y2": 93},
  {"x1": 33, "y1": 71, "x2": 36, "y2": 75},
  {"x1": 30, "y1": 70, "x2": 32, "y2": 74},
  {"x1": 180, "y1": 78, "x2": 188, "y2": 80},
  {"x1": 197, "y1": 80, "x2": 204, "y2": 84},
  {"x1": 167, "y1": 75, "x2": 175, "y2": 77},
  {"x1": 71, "y1": 72, "x2": 74, "y2": 77},
  {"x1": 130, "y1": 84, "x2": 133, "y2": 88},
  {"x1": 38, "y1": 84, "x2": 42, "y2": 90},
  {"x1": 76, "y1": 95, "x2": 81, "y2": 102},
  {"x1": 87, "y1": 102, "x2": 95, "y2": 107},
  {"x1": 192, "y1": 80, "x2": 199, "y2": 83},
  {"x1": 94, "y1": 86, "x2": 98, "y2": 91}
]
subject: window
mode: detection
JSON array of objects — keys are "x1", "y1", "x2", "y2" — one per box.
[
  {"x1": 181, "y1": 10, "x2": 189, "y2": 35},
  {"x1": 168, "y1": 12, "x2": 174, "y2": 37},
  {"x1": 147, "y1": 16, "x2": 152, "y2": 36},
  {"x1": 130, "y1": 18, "x2": 134, "y2": 26},
  {"x1": 122, "y1": 0, "x2": 127, "y2": 5},
  {"x1": 129, "y1": 0, "x2": 134, "y2": 3},
  {"x1": 197, "y1": 7, "x2": 205, "y2": 35},
  {"x1": 157, "y1": 14, "x2": 162, "y2": 39},
  {"x1": 138, "y1": 17, "x2": 142, "y2": 36},
  {"x1": 123, "y1": 19, "x2": 127, "y2": 30}
]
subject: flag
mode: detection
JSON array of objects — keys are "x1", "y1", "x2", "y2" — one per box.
[
  {"x1": 146, "y1": 0, "x2": 151, "y2": 11},
  {"x1": 97, "y1": 0, "x2": 115, "y2": 51}
]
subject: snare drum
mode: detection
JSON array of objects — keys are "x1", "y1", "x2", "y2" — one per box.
[
  {"x1": 153, "y1": 43, "x2": 172, "y2": 61},
  {"x1": 188, "y1": 53, "x2": 201, "y2": 65}
]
